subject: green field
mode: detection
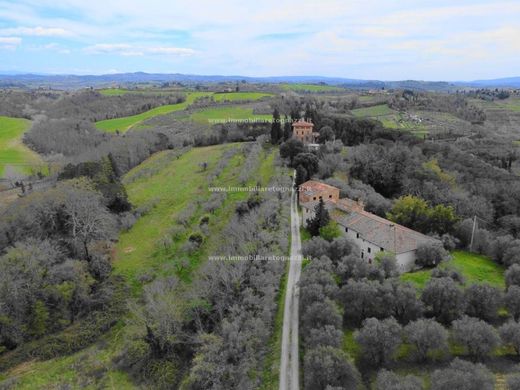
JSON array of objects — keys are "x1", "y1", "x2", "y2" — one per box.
[
  {"x1": 95, "y1": 91, "x2": 274, "y2": 132},
  {"x1": 401, "y1": 250, "x2": 505, "y2": 290},
  {"x1": 0, "y1": 116, "x2": 43, "y2": 177},
  {"x1": 188, "y1": 105, "x2": 273, "y2": 124},
  {"x1": 351, "y1": 104, "x2": 428, "y2": 137},
  {"x1": 2, "y1": 143, "x2": 281, "y2": 388},
  {"x1": 95, "y1": 92, "x2": 212, "y2": 132},
  {"x1": 98, "y1": 88, "x2": 186, "y2": 96},
  {"x1": 280, "y1": 83, "x2": 344, "y2": 92},
  {"x1": 212, "y1": 91, "x2": 273, "y2": 102}
]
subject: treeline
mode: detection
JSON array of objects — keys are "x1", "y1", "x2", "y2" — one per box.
[
  {"x1": 0, "y1": 176, "x2": 127, "y2": 353},
  {"x1": 25, "y1": 117, "x2": 210, "y2": 176},
  {"x1": 388, "y1": 90, "x2": 486, "y2": 124},
  {"x1": 0, "y1": 89, "x2": 185, "y2": 121},
  {"x1": 301, "y1": 236, "x2": 520, "y2": 389}
]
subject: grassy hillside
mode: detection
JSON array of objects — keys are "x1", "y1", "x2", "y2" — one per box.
[
  {"x1": 0, "y1": 143, "x2": 282, "y2": 388},
  {"x1": 188, "y1": 106, "x2": 272, "y2": 124},
  {"x1": 0, "y1": 116, "x2": 43, "y2": 177},
  {"x1": 401, "y1": 250, "x2": 505, "y2": 290},
  {"x1": 95, "y1": 92, "x2": 212, "y2": 132},
  {"x1": 95, "y1": 91, "x2": 273, "y2": 132},
  {"x1": 351, "y1": 104, "x2": 429, "y2": 137}
]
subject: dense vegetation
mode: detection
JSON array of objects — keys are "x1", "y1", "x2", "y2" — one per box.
[{"x1": 2, "y1": 84, "x2": 520, "y2": 388}]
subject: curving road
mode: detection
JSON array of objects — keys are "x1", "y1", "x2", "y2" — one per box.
[{"x1": 279, "y1": 172, "x2": 303, "y2": 390}]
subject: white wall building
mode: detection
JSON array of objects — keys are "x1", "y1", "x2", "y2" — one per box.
[{"x1": 301, "y1": 196, "x2": 438, "y2": 273}]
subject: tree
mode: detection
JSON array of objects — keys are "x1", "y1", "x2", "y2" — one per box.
[
  {"x1": 506, "y1": 264, "x2": 520, "y2": 288},
  {"x1": 506, "y1": 286, "x2": 520, "y2": 321},
  {"x1": 283, "y1": 115, "x2": 292, "y2": 141},
  {"x1": 452, "y1": 316, "x2": 500, "y2": 360},
  {"x1": 386, "y1": 280, "x2": 423, "y2": 324},
  {"x1": 339, "y1": 280, "x2": 392, "y2": 325},
  {"x1": 507, "y1": 374, "x2": 520, "y2": 390},
  {"x1": 303, "y1": 346, "x2": 360, "y2": 390},
  {"x1": 279, "y1": 138, "x2": 305, "y2": 165},
  {"x1": 387, "y1": 195, "x2": 430, "y2": 232},
  {"x1": 63, "y1": 186, "x2": 116, "y2": 260},
  {"x1": 293, "y1": 152, "x2": 319, "y2": 176},
  {"x1": 301, "y1": 299, "x2": 342, "y2": 337},
  {"x1": 499, "y1": 320, "x2": 520, "y2": 356},
  {"x1": 319, "y1": 220, "x2": 341, "y2": 242},
  {"x1": 307, "y1": 199, "x2": 330, "y2": 236},
  {"x1": 387, "y1": 195, "x2": 458, "y2": 235},
  {"x1": 306, "y1": 325, "x2": 343, "y2": 349},
  {"x1": 415, "y1": 241, "x2": 449, "y2": 267},
  {"x1": 375, "y1": 369, "x2": 423, "y2": 390},
  {"x1": 504, "y1": 241, "x2": 520, "y2": 267},
  {"x1": 421, "y1": 277, "x2": 465, "y2": 324},
  {"x1": 430, "y1": 358, "x2": 494, "y2": 390},
  {"x1": 318, "y1": 126, "x2": 334, "y2": 143},
  {"x1": 376, "y1": 252, "x2": 398, "y2": 278},
  {"x1": 464, "y1": 283, "x2": 502, "y2": 321},
  {"x1": 270, "y1": 108, "x2": 282, "y2": 144},
  {"x1": 355, "y1": 317, "x2": 402, "y2": 366},
  {"x1": 295, "y1": 164, "x2": 308, "y2": 187},
  {"x1": 404, "y1": 319, "x2": 448, "y2": 361}
]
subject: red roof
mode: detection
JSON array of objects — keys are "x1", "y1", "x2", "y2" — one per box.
[
  {"x1": 292, "y1": 119, "x2": 314, "y2": 128},
  {"x1": 299, "y1": 180, "x2": 338, "y2": 196}
]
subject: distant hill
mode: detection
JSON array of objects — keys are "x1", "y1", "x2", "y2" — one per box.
[
  {"x1": 466, "y1": 77, "x2": 520, "y2": 88},
  {"x1": 0, "y1": 72, "x2": 518, "y2": 90}
]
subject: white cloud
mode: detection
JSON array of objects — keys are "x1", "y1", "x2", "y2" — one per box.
[
  {"x1": 147, "y1": 47, "x2": 195, "y2": 56},
  {"x1": 84, "y1": 43, "x2": 195, "y2": 57},
  {"x1": 0, "y1": 37, "x2": 22, "y2": 44},
  {"x1": 0, "y1": 26, "x2": 71, "y2": 36},
  {"x1": 0, "y1": 36, "x2": 21, "y2": 49}
]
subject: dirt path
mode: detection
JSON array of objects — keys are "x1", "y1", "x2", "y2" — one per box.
[{"x1": 279, "y1": 172, "x2": 303, "y2": 390}]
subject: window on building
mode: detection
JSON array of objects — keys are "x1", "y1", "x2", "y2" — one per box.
[
  {"x1": 313, "y1": 197, "x2": 316, "y2": 200},
  {"x1": 356, "y1": 233, "x2": 360, "y2": 239},
  {"x1": 380, "y1": 248, "x2": 384, "y2": 252},
  {"x1": 345, "y1": 227, "x2": 348, "y2": 232},
  {"x1": 319, "y1": 196, "x2": 322, "y2": 199},
  {"x1": 329, "y1": 195, "x2": 332, "y2": 198},
  {"x1": 361, "y1": 251, "x2": 364, "y2": 259},
  {"x1": 368, "y1": 247, "x2": 371, "y2": 253}
]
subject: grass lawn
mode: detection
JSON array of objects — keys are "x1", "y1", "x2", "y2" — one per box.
[
  {"x1": 280, "y1": 83, "x2": 343, "y2": 92},
  {"x1": 401, "y1": 250, "x2": 505, "y2": 290},
  {"x1": 188, "y1": 106, "x2": 273, "y2": 124},
  {"x1": 0, "y1": 116, "x2": 43, "y2": 177},
  {"x1": 95, "y1": 92, "x2": 212, "y2": 132}
]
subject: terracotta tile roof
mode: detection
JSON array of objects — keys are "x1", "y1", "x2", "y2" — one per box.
[
  {"x1": 299, "y1": 180, "x2": 339, "y2": 197},
  {"x1": 292, "y1": 119, "x2": 314, "y2": 128},
  {"x1": 301, "y1": 197, "x2": 436, "y2": 254}
]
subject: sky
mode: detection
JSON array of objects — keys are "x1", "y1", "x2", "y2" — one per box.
[{"x1": 0, "y1": 0, "x2": 518, "y2": 80}]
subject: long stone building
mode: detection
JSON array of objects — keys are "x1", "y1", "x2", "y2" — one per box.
[{"x1": 299, "y1": 180, "x2": 438, "y2": 272}]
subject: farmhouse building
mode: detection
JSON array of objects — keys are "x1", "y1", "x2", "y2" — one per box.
[
  {"x1": 299, "y1": 180, "x2": 340, "y2": 203},
  {"x1": 299, "y1": 180, "x2": 437, "y2": 272},
  {"x1": 292, "y1": 119, "x2": 319, "y2": 144}
]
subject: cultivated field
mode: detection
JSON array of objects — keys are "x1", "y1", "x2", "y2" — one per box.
[
  {"x1": 94, "y1": 92, "x2": 212, "y2": 132},
  {"x1": 187, "y1": 105, "x2": 273, "y2": 124}
]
